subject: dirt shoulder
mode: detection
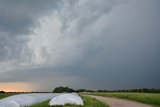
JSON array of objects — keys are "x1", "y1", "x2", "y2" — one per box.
[{"x1": 89, "y1": 95, "x2": 154, "y2": 107}]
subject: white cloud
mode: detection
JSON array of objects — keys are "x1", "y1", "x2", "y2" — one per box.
[{"x1": 13, "y1": 0, "x2": 121, "y2": 68}]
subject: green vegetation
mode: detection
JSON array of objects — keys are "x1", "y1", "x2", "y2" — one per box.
[
  {"x1": 0, "y1": 90, "x2": 5, "y2": 93},
  {"x1": 30, "y1": 100, "x2": 50, "y2": 107},
  {"x1": 0, "y1": 93, "x2": 18, "y2": 99},
  {"x1": 85, "y1": 92, "x2": 160, "y2": 106},
  {"x1": 30, "y1": 95, "x2": 108, "y2": 107},
  {"x1": 53, "y1": 86, "x2": 75, "y2": 93},
  {"x1": 52, "y1": 86, "x2": 160, "y2": 93},
  {"x1": 95, "y1": 88, "x2": 160, "y2": 93},
  {"x1": 77, "y1": 88, "x2": 160, "y2": 93},
  {"x1": 82, "y1": 95, "x2": 108, "y2": 107}
]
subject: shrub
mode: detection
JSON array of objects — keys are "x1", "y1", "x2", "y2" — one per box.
[
  {"x1": 52, "y1": 86, "x2": 75, "y2": 93},
  {"x1": 0, "y1": 90, "x2": 5, "y2": 93}
]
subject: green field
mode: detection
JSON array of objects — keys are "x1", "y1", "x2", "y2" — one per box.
[
  {"x1": 0, "y1": 93, "x2": 18, "y2": 99},
  {"x1": 85, "y1": 92, "x2": 160, "y2": 107},
  {"x1": 2, "y1": 92, "x2": 159, "y2": 107},
  {"x1": 31, "y1": 95, "x2": 108, "y2": 107}
]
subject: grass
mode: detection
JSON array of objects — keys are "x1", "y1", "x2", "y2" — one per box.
[
  {"x1": 30, "y1": 100, "x2": 50, "y2": 107},
  {"x1": 30, "y1": 95, "x2": 108, "y2": 107},
  {"x1": 0, "y1": 93, "x2": 18, "y2": 99},
  {"x1": 84, "y1": 92, "x2": 160, "y2": 107}
]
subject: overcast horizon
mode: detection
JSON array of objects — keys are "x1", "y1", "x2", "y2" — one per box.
[{"x1": 0, "y1": 0, "x2": 160, "y2": 92}]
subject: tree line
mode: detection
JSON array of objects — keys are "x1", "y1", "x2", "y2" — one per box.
[
  {"x1": 0, "y1": 90, "x2": 5, "y2": 93},
  {"x1": 52, "y1": 86, "x2": 160, "y2": 93},
  {"x1": 95, "y1": 88, "x2": 160, "y2": 93},
  {"x1": 1, "y1": 87, "x2": 160, "y2": 93}
]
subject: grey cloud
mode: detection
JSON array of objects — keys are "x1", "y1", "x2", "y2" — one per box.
[
  {"x1": 0, "y1": 0, "x2": 160, "y2": 91},
  {"x1": 0, "y1": 0, "x2": 62, "y2": 35},
  {"x1": 59, "y1": 0, "x2": 123, "y2": 34},
  {"x1": 0, "y1": 0, "x2": 62, "y2": 62}
]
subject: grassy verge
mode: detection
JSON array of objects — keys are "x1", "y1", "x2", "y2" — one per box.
[
  {"x1": 0, "y1": 93, "x2": 18, "y2": 99},
  {"x1": 84, "y1": 92, "x2": 160, "y2": 106},
  {"x1": 31, "y1": 95, "x2": 108, "y2": 107},
  {"x1": 30, "y1": 100, "x2": 50, "y2": 107}
]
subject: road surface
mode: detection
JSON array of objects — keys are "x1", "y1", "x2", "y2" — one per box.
[{"x1": 90, "y1": 95, "x2": 154, "y2": 107}]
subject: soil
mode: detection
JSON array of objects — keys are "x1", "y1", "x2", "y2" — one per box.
[{"x1": 89, "y1": 95, "x2": 154, "y2": 107}]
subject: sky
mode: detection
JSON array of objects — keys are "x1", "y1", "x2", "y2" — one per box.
[{"x1": 0, "y1": 0, "x2": 160, "y2": 92}]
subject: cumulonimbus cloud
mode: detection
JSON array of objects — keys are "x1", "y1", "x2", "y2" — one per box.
[{"x1": 0, "y1": 0, "x2": 160, "y2": 91}]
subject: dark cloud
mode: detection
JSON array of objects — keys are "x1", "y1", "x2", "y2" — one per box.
[
  {"x1": 0, "y1": 0, "x2": 62, "y2": 62},
  {"x1": 0, "y1": 0, "x2": 62, "y2": 35},
  {"x1": 0, "y1": 0, "x2": 160, "y2": 91}
]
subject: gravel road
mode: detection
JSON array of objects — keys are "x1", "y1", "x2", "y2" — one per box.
[{"x1": 90, "y1": 95, "x2": 154, "y2": 107}]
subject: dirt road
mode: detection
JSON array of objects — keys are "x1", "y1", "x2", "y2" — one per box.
[{"x1": 90, "y1": 95, "x2": 154, "y2": 107}]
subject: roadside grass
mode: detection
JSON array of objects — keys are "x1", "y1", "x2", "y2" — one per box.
[
  {"x1": 30, "y1": 95, "x2": 108, "y2": 107},
  {"x1": 0, "y1": 93, "x2": 18, "y2": 99},
  {"x1": 30, "y1": 100, "x2": 50, "y2": 107},
  {"x1": 84, "y1": 92, "x2": 160, "y2": 107}
]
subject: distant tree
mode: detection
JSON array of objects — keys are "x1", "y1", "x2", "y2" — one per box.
[
  {"x1": 0, "y1": 90, "x2": 5, "y2": 93},
  {"x1": 76, "y1": 89, "x2": 86, "y2": 92},
  {"x1": 52, "y1": 86, "x2": 75, "y2": 93}
]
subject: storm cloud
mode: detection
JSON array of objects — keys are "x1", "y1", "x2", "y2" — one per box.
[{"x1": 0, "y1": 0, "x2": 160, "y2": 91}]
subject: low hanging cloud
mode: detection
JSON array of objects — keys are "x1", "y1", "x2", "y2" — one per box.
[{"x1": 0, "y1": 0, "x2": 160, "y2": 91}]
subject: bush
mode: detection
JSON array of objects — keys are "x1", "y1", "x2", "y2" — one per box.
[
  {"x1": 52, "y1": 86, "x2": 75, "y2": 93},
  {"x1": 0, "y1": 90, "x2": 5, "y2": 93}
]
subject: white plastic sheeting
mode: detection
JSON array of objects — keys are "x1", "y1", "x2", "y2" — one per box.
[
  {"x1": 49, "y1": 93, "x2": 83, "y2": 106},
  {"x1": 0, "y1": 93, "x2": 59, "y2": 107}
]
